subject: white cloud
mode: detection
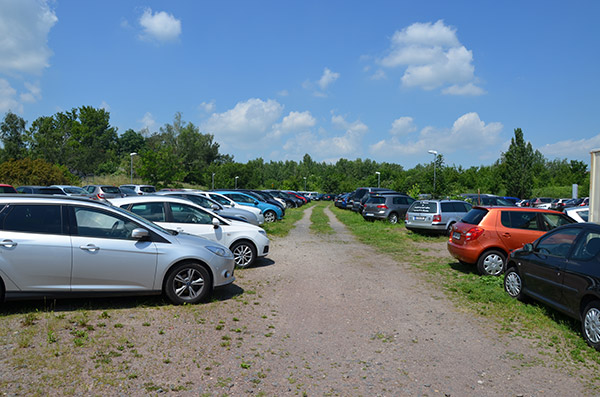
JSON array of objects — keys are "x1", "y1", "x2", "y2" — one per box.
[
  {"x1": 378, "y1": 20, "x2": 483, "y2": 95},
  {"x1": 0, "y1": 79, "x2": 22, "y2": 113},
  {"x1": 202, "y1": 98, "x2": 284, "y2": 147},
  {"x1": 138, "y1": 8, "x2": 181, "y2": 42},
  {"x1": 277, "y1": 89, "x2": 289, "y2": 97},
  {"x1": 390, "y1": 117, "x2": 417, "y2": 135},
  {"x1": 0, "y1": 0, "x2": 57, "y2": 75},
  {"x1": 198, "y1": 100, "x2": 216, "y2": 113},
  {"x1": 139, "y1": 112, "x2": 156, "y2": 130},
  {"x1": 539, "y1": 134, "x2": 600, "y2": 159},
  {"x1": 370, "y1": 112, "x2": 502, "y2": 159},
  {"x1": 270, "y1": 111, "x2": 316, "y2": 139},
  {"x1": 318, "y1": 68, "x2": 340, "y2": 90},
  {"x1": 19, "y1": 81, "x2": 41, "y2": 103}
]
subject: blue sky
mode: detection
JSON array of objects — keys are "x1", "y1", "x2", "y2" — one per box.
[{"x1": 1, "y1": 1, "x2": 599, "y2": 168}]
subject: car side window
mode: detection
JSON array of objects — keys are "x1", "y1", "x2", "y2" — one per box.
[
  {"x1": 571, "y1": 231, "x2": 600, "y2": 261},
  {"x1": 535, "y1": 228, "x2": 581, "y2": 258},
  {"x1": 1, "y1": 204, "x2": 62, "y2": 234},
  {"x1": 538, "y1": 213, "x2": 574, "y2": 231},
  {"x1": 501, "y1": 211, "x2": 538, "y2": 230},
  {"x1": 129, "y1": 203, "x2": 166, "y2": 222},
  {"x1": 440, "y1": 202, "x2": 453, "y2": 213},
  {"x1": 169, "y1": 203, "x2": 212, "y2": 224},
  {"x1": 74, "y1": 207, "x2": 138, "y2": 240}
]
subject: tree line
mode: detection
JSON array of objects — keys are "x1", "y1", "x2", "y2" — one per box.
[{"x1": 0, "y1": 108, "x2": 589, "y2": 199}]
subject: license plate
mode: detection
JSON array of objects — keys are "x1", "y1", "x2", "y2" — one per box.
[
  {"x1": 414, "y1": 216, "x2": 426, "y2": 221},
  {"x1": 452, "y1": 232, "x2": 461, "y2": 240},
  {"x1": 365, "y1": 213, "x2": 373, "y2": 217}
]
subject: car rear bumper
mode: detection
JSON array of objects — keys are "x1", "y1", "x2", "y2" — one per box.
[{"x1": 447, "y1": 240, "x2": 481, "y2": 264}]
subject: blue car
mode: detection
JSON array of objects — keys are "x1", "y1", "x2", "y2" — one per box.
[{"x1": 215, "y1": 191, "x2": 283, "y2": 223}]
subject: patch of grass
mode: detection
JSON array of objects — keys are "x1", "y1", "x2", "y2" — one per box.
[
  {"x1": 262, "y1": 206, "x2": 304, "y2": 237},
  {"x1": 310, "y1": 202, "x2": 335, "y2": 234}
]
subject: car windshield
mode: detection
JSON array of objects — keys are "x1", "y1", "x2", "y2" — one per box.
[
  {"x1": 461, "y1": 208, "x2": 489, "y2": 225},
  {"x1": 111, "y1": 204, "x2": 175, "y2": 235},
  {"x1": 64, "y1": 187, "x2": 86, "y2": 194},
  {"x1": 409, "y1": 201, "x2": 437, "y2": 213}
]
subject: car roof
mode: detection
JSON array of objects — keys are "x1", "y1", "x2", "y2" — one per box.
[
  {"x1": 472, "y1": 205, "x2": 562, "y2": 213},
  {"x1": 0, "y1": 194, "x2": 107, "y2": 205}
]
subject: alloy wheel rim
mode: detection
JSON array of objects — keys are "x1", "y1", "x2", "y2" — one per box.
[
  {"x1": 234, "y1": 245, "x2": 253, "y2": 267},
  {"x1": 173, "y1": 268, "x2": 204, "y2": 300},
  {"x1": 585, "y1": 308, "x2": 600, "y2": 344}
]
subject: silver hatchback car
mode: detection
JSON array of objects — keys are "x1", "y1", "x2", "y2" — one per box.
[
  {"x1": 0, "y1": 195, "x2": 235, "y2": 304},
  {"x1": 405, "y1": 199, "x2": 472, "y2": 234}
]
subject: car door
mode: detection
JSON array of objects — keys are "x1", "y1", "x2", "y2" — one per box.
[
  {"x1": 163, "y1": 202, "x2": 231, "y2": 247},
  {"x1": 0, "y1": 204, "x2": 71, "y2": 291},
  {"x1": 561, "y1": 229, "x2": 600, "y2": 316},
  {"x1": 497, "y1": 211, "x2": 546, "y2": 254},
  {"x1": 521, "y1": 227, "x2": 580, "y2": 308},
  {"x1": 69, "y1": 205, "x2": 158, "y2": 291}
]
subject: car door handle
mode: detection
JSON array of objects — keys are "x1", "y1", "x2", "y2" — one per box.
[
  {"x1": 0, "y1": 240, "x2": 17, "y2": 248},
  {"x1": 502, "y1": 233, "x2": 511, "y2": 238},
  {"x1": 79, "y1": 244, "x2": 100, "y2": 252}
]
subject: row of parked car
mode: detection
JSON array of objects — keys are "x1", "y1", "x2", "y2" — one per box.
[{"x1": 0, "y1": 183, "x2": 319, "y2": 306}]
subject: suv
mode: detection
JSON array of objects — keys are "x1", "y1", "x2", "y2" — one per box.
[
  {"x1": 351, "y1": 187, "x2": 396, "y2": 212},
  {"x1": 405, "y1": 199, "x2": 472, "y2": 235},
  {"x1": 0, "y1": 195, "x2": 235, "y2": 304},
  {"x1": 447, "y1": 206, "x2": 574, "y2": 276},
  {"x1": 362, "y1": 194, "x2": 415, "y2": 224}
]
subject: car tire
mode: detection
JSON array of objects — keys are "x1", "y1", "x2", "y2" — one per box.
[
  {"x1": 582, "y1": 301, "x2": 600, "y2": 351},
  {"x1": 231, "y1": 240, "x2": 257, "y2": 268},
  {"x1": 264, "y1": 210, "x2": 276, "y2": 223},
  {"x1": 477, "y1": 250, "x2": 506, "y2": 276},
  {"x1": 164, "y1": 261, "x2": 211, "y2": 305},
  {"x1": 388, "y1": 212, "x2": 399, "y2": 224},
  {"x1": 504, "y1": 267, "x2": 526, "y2": 301}
]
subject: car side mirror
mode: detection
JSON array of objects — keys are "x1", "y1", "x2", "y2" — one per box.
[
  {"x1": 522, "y1": 243, "x2": 533, "y2": 253},
  {"x1": 212, "y1": 204, "x2": 220, "y2": 211},
  {"x1": 212, "y1": 217, "x2": 220, "y2": 229},
  {"x1": 132, "y1": 228, "x2": 149, "y2": 240},
  {"x1": 254, "y1": 200, "x2": 259, "y2": 205}
]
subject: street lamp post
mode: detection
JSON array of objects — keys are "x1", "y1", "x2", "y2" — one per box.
[
  {"x1": 235, "y1": 176, "x2": 239, "y2": 189},
  {"x1": 130, "y1": 152, "x2": 138, "y2": 184},
  {"x1": 303, "y1": 177, "x2": 307, "y2": 191},
  {"x1": 428, "y1": 150, "x2": 438, "y2": 197},
  {"x1": 212, "y1": 173, "x2": 215, "y2": 189},
  {"x1": 375, "y1": 171, "x2": 381, "y2": 188}
]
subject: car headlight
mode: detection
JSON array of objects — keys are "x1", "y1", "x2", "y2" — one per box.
[
  {"x1": 258, "y1": 230, "x2": 267, "y2": 236},
  {"x1": 206, "y1": 246, "x2": 232, "y2": 257}
]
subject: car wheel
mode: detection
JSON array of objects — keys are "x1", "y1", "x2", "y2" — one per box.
[
  {"x1": 388, "y1": 212, "x2": 399, "y2": 224},
  {"x1": 164, "y1": 262, "x2": 211, "y2": 305},
  {"x1": 477, "y1": 250, "x2": 506, "y2": 276},
  {"x1": 231, "y1": 240, "x2": 257, "y2": 268},
  {"x1": 582, "y1": 301, "x2": 600, "y2": 351},
  {"x1": 504, "y1": 268, "x2": 525, "y2": 301},
  {"x1": 264, "y1": 210, "x2": 276, "y2": 223}
]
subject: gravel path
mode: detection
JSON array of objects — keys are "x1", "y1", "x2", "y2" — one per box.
[{"x1": 202, "y1": 205, "x2": 587, "y2": 396}]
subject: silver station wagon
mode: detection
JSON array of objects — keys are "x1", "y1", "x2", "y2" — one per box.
[{"x1": 0, "y1": 195, "x2": 235, "y2": 304}]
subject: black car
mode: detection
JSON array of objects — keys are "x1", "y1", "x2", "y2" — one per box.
[{"x1": 504, "y1": 223, "x2": 600, "y2": 350}]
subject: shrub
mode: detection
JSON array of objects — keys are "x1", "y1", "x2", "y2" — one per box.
[{"x1": 0, "y1": 157, "x2": 79, "y2": 186}]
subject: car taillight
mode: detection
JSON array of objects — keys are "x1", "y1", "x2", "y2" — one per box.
[
  {"x1": 405, "y1": 213, "x2": 408, "y2": 221},
  {"x1": 464, "y1": 227, "x2": 484, "y2": 241},
  {"x1": 433, "y1": 214, "x2": 441, "y2": 223},
  {"x1": 97, "y1": 193, "x2": 104, "y2": 199},
  {"x1": 376, "y1": 204, "x2": 388, "y2": 209}
]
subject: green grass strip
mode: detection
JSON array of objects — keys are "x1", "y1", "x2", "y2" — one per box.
[{"x1": 309, "y1": 201, "x2": 335, "y2": 235}]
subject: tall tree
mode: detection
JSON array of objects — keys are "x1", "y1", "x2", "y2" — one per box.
[
  {"x1": 0, "y1": 111, "x2": 27, "y2": 161},
  {"x1": 501, "y1": 128, "x2": 537, "y2": 198}
]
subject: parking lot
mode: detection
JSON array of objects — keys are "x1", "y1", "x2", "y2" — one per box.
[{"x1": 0, "y1": 203, "x2": 596, "y2": 395}]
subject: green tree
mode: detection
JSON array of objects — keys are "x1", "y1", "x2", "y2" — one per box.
[
  {"x1": 118, "y1": 129, "x2": 146, "y2": 156},
  {"x1": 0, "y1": 111, "x2": 27, "y2": 161},
  {"x1": 500, "y1": 128, "x2": 537, "y2": 198},
  {"x1": 0, "y1": 157, "x2": 78, "y2": 186}
]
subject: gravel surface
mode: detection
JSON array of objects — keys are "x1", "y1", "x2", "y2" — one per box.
[{"x1": 0, "y1": 205, "x2": 591, "y2": 395}]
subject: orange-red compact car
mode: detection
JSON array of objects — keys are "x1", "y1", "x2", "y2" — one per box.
[{"x1": 447, "y1": 206, "x2": 574, "y2": 276}]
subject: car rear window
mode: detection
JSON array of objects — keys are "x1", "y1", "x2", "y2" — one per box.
[
  {"x1": 367, "y1": 197, "x2": 385, "y2": 205},
  {"x1": 140, "y1": 186, "x2": 156, "y2": 193},
  {"x1": 0, "y1": 186, "x2": 16, "y2": 193},
  {"x1": 461, "y1": 208, "x2": 489, "y2": 225},
  {"x1": 409, "y1": 201, "x2": 437, "y2": 213},
  {"x1": 101, "y1": 186, "x2": 121, "y2": 194}
]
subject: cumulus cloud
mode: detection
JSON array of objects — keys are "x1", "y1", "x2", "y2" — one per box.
[
  {"x1": 370, "y1": 112, "x2": 502, "y2": 160},
  {"x1": 201, "y1": 98, "x2": 284, "y2": 147},
  {"x1": 0, "y1": 79, "x2": 22, "y2": 113},
  {"x1": 0, "y1": 0, "x2": 57, "y2": 75},
  {"x1": 139, "y1": 112, "x2": 156, "y2": 130},
  {"x1": 377, "y1": 20, "x2": 483, "y2": 95},
  {"x1": 318, "y1": 68, "x2": 340, "y2": 90},
  {"x1": 389, "y1": 117, "x2": 417, "y2": 135},
  {"x1": 270, "y1": 111, "x2": 316, "y2": 139},
  {"x1": 539, "y1": 134, "x2": 600, "y2": 159},
  {"x1": 138, "y1": 8, "x2": 181, "y2": 42},
  {"x1": 198, "y1": 100, "x2": 216, "y2": 114},
  {"x1": 19, "y1": 81, "x2": 42, "y2": 104}
]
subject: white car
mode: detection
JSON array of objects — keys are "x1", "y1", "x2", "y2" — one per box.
[
  {"x1": 197, "y1": 191, "x2": 265, "y2": 224},
  {"x1": 109, "y1": 196, "x2": 269, "y2": 268},
  {"x1": 565, "y1": 206, "x2": 589, "y2": 223}
]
